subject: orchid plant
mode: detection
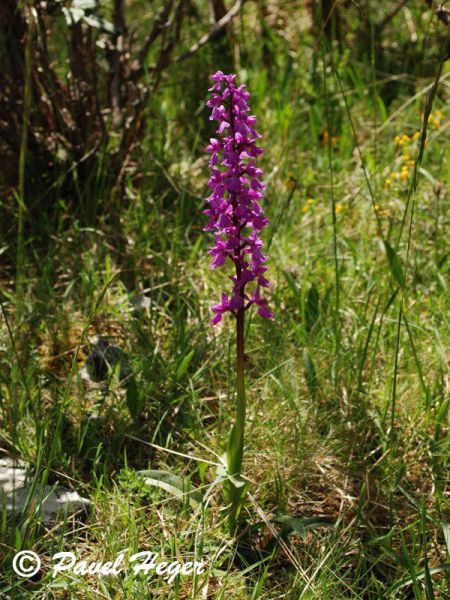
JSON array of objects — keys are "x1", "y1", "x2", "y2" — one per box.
[{"x1": 205, "y1": 71, "x2": 272, "y2": 532}]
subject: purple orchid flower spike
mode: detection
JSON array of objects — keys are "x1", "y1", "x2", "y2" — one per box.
[
  {"x1": 204, "y1": 71, "x2": 272, "y2": 325},
  {"x1": 204, "y1": 71, "x2": 273, "y2": 534}
]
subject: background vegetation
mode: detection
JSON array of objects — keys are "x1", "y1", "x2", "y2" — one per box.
[{"x1": 1, "y1": 0, "x2": 449, "y2": 597}]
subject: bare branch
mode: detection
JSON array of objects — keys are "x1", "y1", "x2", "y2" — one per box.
[
  {"x1": 151, "y1": 0, "x2": 185, "y2": 84},
  {"x1": 210, "y1": 0, "x2": 228, "y2": 23},
  {"x1": 137, "y1": 0, "x2": 174, "y2": 67},
  {"x1": 173, "y1": 0, "x2": 244, "y2": 64},
  {"x1": 376, "y1": 0, "x2": 408, "y2": 31}
]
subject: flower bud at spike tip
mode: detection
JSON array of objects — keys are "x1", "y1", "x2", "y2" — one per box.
[{"x1": 205, "y1": 71, "x2": 272, "y2": 324}]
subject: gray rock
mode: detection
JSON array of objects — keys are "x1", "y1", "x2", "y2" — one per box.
[
  {"x1": 86, "y1": 337, "x2": 130, "y2": 382},
  {"x1": 130, "y1": 293, "x2": 151, "y2": 317},
  {"x1": 0, "y1": 457, "x2": 91, "y2": 522}
]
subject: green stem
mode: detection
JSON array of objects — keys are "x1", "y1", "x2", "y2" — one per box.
[
  {"x1": 226, "y1": 307, "x2": 247, "y2": 533},
  {"x1": 235, "y1": 307, "x2": 246, "y2": 472}
]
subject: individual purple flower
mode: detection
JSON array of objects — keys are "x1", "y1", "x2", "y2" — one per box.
[{"x1": 204, "y1": 71, "x2": 272, "y2": 325}]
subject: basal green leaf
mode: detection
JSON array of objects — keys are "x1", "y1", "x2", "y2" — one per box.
[
  {"x1": 175, "y1": 349, "x2": 194, "y2": 380},
  {"x1": 126, "y1": 374, "x2": 141, "y2": 419},
  {"x1": 138, "y1": 470, "x2": 202, "y2": 508},
  {"x1": 303, "y1": 349, "x2": 319, "y2": 398}
]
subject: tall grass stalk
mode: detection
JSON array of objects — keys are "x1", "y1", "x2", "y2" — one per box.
[
  {"x1": 322, "y1": 46, "x2": 341, "y2": 370},
  {"x1": 17, "y1": 6, "x2": 34, "y2": 313},
  {"x1": 389, "y1": 59, "x2": 444, "y2": 450}
]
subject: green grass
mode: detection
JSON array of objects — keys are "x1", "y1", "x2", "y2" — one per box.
[{"x1": 1, "y1": 1, "x2": 450, "y2": 597}]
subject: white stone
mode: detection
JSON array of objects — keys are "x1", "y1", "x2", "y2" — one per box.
[{"x1": 0, "y1": 457, "x2": 91, "y2": 522}]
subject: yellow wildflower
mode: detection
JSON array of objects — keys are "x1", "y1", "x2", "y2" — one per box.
[
  {"x1": 335, "y1": 203, "x2": 345, "y2": 214},
  {"x1": 307, "y1": 198, "x2": 314, "y2": 205},
  {"x1": 384, "y1": 178, "x2": 392, "y2": 187}
]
